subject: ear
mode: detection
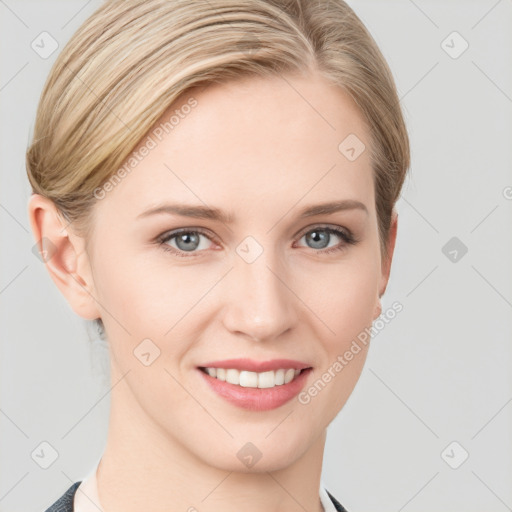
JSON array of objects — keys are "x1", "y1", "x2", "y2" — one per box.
[
  {"x1": 373, "y1": 208, "x2": 398, "y2": 320},
  {"x1": 27, "y1": 193, "x2": 101, "y2": 320}
]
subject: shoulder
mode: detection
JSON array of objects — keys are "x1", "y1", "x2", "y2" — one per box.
[
  {"x1": 326, "y1": 488, "x2": 350, "y2": 512},
  {"x1": 43, "y1": 481, "x2": 81, "y2": 512}
]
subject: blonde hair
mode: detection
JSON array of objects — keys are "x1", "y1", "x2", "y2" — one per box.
[{"x1": 26, "y1": 0, "x2": 410, "y2": 339}]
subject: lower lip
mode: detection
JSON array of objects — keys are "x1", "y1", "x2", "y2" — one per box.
[{"x1": 197, "y1": 368, "x2": 312, "y2": 411}]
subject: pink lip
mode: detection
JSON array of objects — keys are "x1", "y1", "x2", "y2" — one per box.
[
  {"x1": 197, "y1": 364, "x2": 313, "y2": 411},
  {"x1": 198, "y1": 358, "x2": 311, "y2": 372}
]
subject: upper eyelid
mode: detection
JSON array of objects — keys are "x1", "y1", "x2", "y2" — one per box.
[
  {"x1": 297, "y1": 223, "x2": 350, "y2": 236},
  {"x1": 157, "y1": 227, "x2": 215, "y2": 243}
]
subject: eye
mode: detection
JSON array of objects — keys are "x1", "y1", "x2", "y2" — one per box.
[
  {"x1": 157, "y1": 228, "x2": 216, "y2": 257},
  {"x1": 157, "y1": 225, "x2": 358, "y2": 258},
  {"x1": 295, "y1": 225, "x2": 358, "y2": 254}
]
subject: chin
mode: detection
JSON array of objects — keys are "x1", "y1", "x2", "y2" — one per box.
[{"x1": 190, "y1": 431, "x2": 315, "y2": 473}]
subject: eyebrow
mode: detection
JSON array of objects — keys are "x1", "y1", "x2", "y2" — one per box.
[{"x1": 136, "y1": 199, "x2": 368, "y2": 223}]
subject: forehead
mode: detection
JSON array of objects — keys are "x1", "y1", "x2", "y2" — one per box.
[{"x1": 98, "y1": 72, "x2": 374, "y2": 221}]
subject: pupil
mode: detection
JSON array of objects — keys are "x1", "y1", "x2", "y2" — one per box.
[
  {"x1": 177, "y1": 232, "x2": 199, "y2": 251},
  {"x1": 308, "y1": 230, "x2": 328, "y2": 249}
]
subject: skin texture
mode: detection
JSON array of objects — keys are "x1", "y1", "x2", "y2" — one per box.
[{"x1": 28, "y1": 71, "x2": 397, "y2": 512}]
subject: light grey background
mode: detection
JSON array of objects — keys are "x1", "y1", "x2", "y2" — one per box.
[{"x1": 1, "y1": 1, "x2": 511, "y2": 511}]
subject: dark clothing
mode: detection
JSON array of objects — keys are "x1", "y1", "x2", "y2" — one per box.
[{"x1": 44, "y1": 482, "x2": 81, "y2": 512}]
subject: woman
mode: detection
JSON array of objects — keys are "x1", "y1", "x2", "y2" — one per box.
[{"x1": 26, "y1": 0, "x2": 410, "y2": 511}]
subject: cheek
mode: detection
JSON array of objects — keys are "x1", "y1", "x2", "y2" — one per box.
[
  {"x1": 86, "y1": 237, "x2": 172, "y2": 361},
  {"x1": 301, "y1": 251, "x2": 380, "y2": 346},
  {"x1": 91, "y1": 244, "x2": 218, "y2": 367},
  {"x1": 327, "y1": 270, "x2": 377, "y2": 339},
  {"x1": 91, "y1": 241, "x2": 185, "y2": 329},
  {"x1": 304, "y1": 250, "x2": 379, "y2": 414},
  {"x1": 299, "y1": 259, "x2": 378, "y2": 419}
]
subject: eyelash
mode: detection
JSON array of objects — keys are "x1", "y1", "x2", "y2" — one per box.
[{"x1": 156, "y1": 225, "x2": 358, "y2": 258}]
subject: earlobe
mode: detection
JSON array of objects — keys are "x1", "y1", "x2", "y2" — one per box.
[
  {"x1": 377, "y1": 208, "x2": 399, "y2": 303},
  {"x1": 27, "y1": 193, "x2": 101, "y2": 320},
  {"x1": 373, "y1": 296, "x2": 383, "y2": 321}
]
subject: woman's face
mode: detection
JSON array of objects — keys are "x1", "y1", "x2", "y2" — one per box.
[{"x1": 80, "y1": 72, "x2": 394, "y2": 471}]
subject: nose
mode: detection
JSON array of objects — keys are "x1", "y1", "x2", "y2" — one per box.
[{"x1": 221, "y1": 249, "x2": 299, "y2": 342}]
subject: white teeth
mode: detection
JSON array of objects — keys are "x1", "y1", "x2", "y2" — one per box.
[
  {"x1": 284, "y1": 369, "x2": 295, "y2": 384},
  {"x1": 240, "y1": 371, "x2": 258, "y2": 387},
  {"x1": 256, "y1": 370, "x2": 274, "y2": 388},
  {"x1": 225, "y1": 369, "x2": 239, "y2": 385},
  {"x1": 202, "y1": 367, "x2": 306, "y2": 388}
]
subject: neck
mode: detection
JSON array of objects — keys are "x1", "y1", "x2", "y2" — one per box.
[{"x1": 96, "y1": 363, "x2": 327, "y2": 512}]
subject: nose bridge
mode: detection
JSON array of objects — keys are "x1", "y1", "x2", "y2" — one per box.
[{"x1": 223, "y1": 240, "x2": 297, "y2": 341}]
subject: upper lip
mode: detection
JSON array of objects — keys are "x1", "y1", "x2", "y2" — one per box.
[{"x1": 198, "y1": 358, "x2": 312, "y2": 372}]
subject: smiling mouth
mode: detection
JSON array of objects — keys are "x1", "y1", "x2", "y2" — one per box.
[{"x1": 198, "y1": 366, "x2": 312, "y2": 388}]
